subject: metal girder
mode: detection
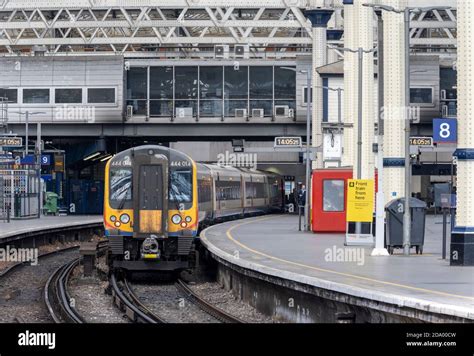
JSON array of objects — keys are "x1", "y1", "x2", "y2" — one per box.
[
  {"x1": 0, "y1": 2, "x2": 317, "y2": 54},
  {"x1": 0, "y1": 2, "x2": 458, "y2": 56}
]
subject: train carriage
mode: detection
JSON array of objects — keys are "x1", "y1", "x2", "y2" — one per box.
[{"x1": 104, "y1": 145, "x2": 284, "y2": 272}]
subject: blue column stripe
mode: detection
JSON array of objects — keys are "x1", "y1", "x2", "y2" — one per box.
[
  {"x1": 383, "y1": 158, "x2": 405, "y2": 167},
  {"x1": 454, "y1": 149, "x2": 474, "y2": 161}
]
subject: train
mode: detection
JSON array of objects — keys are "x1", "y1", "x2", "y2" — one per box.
[{"x1": 103, "y1": 145, "x2": 284, "y2": 272}]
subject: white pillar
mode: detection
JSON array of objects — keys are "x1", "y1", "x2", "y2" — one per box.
[
  {"x1": 356, "y1": 0, "x2": 375, "y2": 181},
  {"x1": 452, "y1": 0, "x2": 474, "y2": 265},
  {"x1": 313, "y1": 26, "x2": 327, "y2": 169},
  {"x1": 382, "y1": 0, "x2": 407, "y2": 204},
  {"x1": 304, "y1": 9, "x2": 333, "y2": 169},
  {"x1": 342, "y1": 3, "x2": 356, "y2": 168}
]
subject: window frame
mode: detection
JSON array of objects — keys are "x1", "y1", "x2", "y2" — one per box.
[
  {"x1": 0, "y1": 88, "x2": 18, "y2": 104},
  {"x1": 21, "y1": 88, "x2": 51, "y2": 105},
  {"x1": 86, "y1": 87, "x2": 117, "y2": 106},
  {"x1": 322, "y1": 179, "x2": 345, "y2": 213},
  {"x1": 410, "y1": 87, "x2": 435, "y2": 107},
  {"x1": 54, "y1": 87, "x2": 84, "y2": 104}
]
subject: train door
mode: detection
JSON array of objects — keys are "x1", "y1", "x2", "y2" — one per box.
[{"x1": 133, "y1": 153, "x2": 168, "y2": 238}]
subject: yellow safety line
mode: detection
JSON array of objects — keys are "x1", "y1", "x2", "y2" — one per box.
[{"x1": 203, "y1": 216, "x2": 474, "y2": 302}]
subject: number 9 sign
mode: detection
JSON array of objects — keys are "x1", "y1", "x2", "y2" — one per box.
[{"x1": 433, "y1": 118, "x2": 457, "y2": 144}]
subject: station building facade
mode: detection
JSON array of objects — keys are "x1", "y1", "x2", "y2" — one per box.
[{"x1": 0, "y1": 52, "x2": 456, "y2": 213}]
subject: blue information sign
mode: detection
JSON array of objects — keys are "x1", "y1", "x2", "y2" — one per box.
[
  {"x1": 41, "y1": 155, "x2": 51, "y2": 166},
  {"x1": 433, "y1": 118, "x2": 457, "y2": 143}
]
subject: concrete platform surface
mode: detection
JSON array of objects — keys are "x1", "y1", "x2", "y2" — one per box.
[
  {"x1": 200, "y1": 214, "x2": 474, "y2": 321},
  {"x1": 0, "y1": 215, "x2": 103, "y2": 240}
]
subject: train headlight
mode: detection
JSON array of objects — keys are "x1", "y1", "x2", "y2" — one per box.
[
  {"x1": 180, "y1": 222, "x2": 187, "y2": 228},
  {"x1": 172, "y1": 214, "x2": 182, "y2": 225},
  {"x1": 110, "y1": 215, "x2": 117, "y2": 222},
  {"x1": 114, "y1": 221, "x2": 121, "y2": 228},
  {"x1": 185, "y1": 216, "x2": 192, "y2": 223},
  {"x1": 120, "y1": 214, "x2": 130, "y2": 224}
]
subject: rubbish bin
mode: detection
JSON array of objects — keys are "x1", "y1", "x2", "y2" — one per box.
[
  {"x1": 44, "y1": 192, "x2": 59, "y2": 215},
  {"x1": 385, "y1": 198, "x2": 427, "y2": 255}
]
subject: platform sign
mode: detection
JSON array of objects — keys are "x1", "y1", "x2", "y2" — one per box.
[
  {"x1": 0, "y1": 137, "x2": 22, "y2": 147},
  {"x1": 274, "y1": 137, "x2": 302, "y2": 149},
  {"x1": 41, "y1": 155, "x2": 51, "y2": 166},
  {"x1": 433, "y1": 118, "x2": 457, "y2": 144},
  {"x1": 346, "y1": 179, "x2": 375, "y2": 223}
]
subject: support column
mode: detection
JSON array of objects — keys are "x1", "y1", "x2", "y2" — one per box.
[
  {"x1": 357, "y1": 0, "x2": 375, "y2": 180},
  {"x1": 342, "y1": 2, "x2": 356, "y2": 168},
  {"x1": 305, "y1": 9, "x2": 334, "y2": 169},
  {"x1": 382, "y1": 0, "x2": 407, "y2": 203},
  {"x1": 452, "y1": 0, "x2": 474, "y2": 266}
]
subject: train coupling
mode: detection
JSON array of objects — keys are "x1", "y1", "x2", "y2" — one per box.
[{"x1": 141, "y1": 236, "x2": 161, "y2": 260}]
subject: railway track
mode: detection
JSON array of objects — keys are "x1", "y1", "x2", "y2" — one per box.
[
  {"x1": 44, "y1": 257, "x2": 85, "y2": 323},
  {"x1": 110, "y1": 273, "x2": 166, "y2": 323},
  {"x1": 110, "y1": 274, "x2": 244, "y2": 323},
  {"x1": 175, "y1": 279, "x2": 244, "y2": 323},
  {"x1": 0, "y1": 245, "x2": 82, "y2": 323},
  {"x1": 43, "y1": 240, "x2": 109, "y2": 323}
]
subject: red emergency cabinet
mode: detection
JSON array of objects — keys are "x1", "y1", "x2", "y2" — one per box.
[{"x1": 312, "y1": 168, "x2": 353, "y2": 233}]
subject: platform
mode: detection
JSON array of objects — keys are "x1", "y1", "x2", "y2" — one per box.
[
  {"x1": 200, "y1": 214, "x2": 474, "y2": 322},
  {"x1": 0, "y1": 216, "x2": 103, "y2": 240}
]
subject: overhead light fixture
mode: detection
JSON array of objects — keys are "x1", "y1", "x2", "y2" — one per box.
[
  {"x1": 84, "y1": 152, "x2": 101, "y2": 161},
  {"x1": 100, "y1": 154, "x2": 113, "y2": 162}
]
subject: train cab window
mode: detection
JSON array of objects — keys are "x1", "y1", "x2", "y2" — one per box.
[
  {"x1": 110, "y1": 168, "x2": 132, "y2": 209},
  {"x1": 169, "y1": 170, "x2": 192, "y2": 203},
  {"x1": 323, "y1": 180, "x2": 345, "y2": 212}
]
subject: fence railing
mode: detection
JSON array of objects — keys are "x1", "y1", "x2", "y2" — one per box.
[{"x1": 0, "y1": 168, "x2": 40, "y2": 221}]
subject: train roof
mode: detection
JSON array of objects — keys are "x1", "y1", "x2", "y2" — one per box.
[{"x1": 109, "y1": 145, "x2": 194, "y2": 166}]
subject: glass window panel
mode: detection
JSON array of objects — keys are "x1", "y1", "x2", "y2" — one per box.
[
  {"x1": 109, "y1": 168, "x2": 132, "y2": 209},
  {"x1": 224, "y1": 100, "x2": 248, "y2": 117},
  {"x1": 55, "y1": 88, "x2": 82, "y2": 104},
  {"x1": 23, "y1": 89, "x2": 50, "y2": 104},
  {"x1": 323, "y1": 180, "x2": 345, "y2": 212},
  {"x1": 175, "y1": 100, "x2": 197, "y2": 117},
  {"x1": 88, "y1": 88, "x2": 115, "y2": 104},
  {"x1": 274, "y1": 66, "x2": 296, "y2": 99},
  {"x1": 150, "y1": 66, "x2": 173, "y2": 99},
  {"x1": 410, "y1": 88, "x2": 433, "y2": 104},
  {"x1": 126, "y1": 100, "x2": 147, "y2": 116},
  {"x1": 127, "y1": 67, "x2": 147, "y2": 100},
  {"x1": 169, "y1": 170, "x2": 192, "y2": 203},
  {"x1": 150, "y1": 100, "x2": 173, "y2": 117},
  {"x1": 224, "y1": 66, "x2": 248, "y2": 99},
  {"x1": 250, "y1": 100, "x2": 273, "y2": 116},
  {"x1": 200, "y1": 100, "x2": 222, "y2": 117},
  {"x1": 249, "y1": 66, "x2": 273, "y2": 99},
  {"x1": 175, "y1": 66, "x2": 198, "y2": 99},
  {"x1": 200, "y1": 66, "x2": 223, "y2": 99},
  {"x1": 0, "y1": 89, "x2": 17, "y2": 103}
]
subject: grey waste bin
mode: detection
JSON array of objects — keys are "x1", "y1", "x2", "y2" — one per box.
[{"x1": 385, "y1": 198, "x2": 427, "y2": 255}]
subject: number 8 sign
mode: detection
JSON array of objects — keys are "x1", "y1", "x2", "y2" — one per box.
[{"x1": 433, "y1": 118, "x2": 457, "y2": 144}]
